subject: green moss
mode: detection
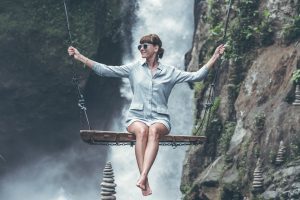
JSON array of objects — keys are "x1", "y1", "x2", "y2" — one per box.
[
  {"x1": 194, "y1": 82, "x2": 206, "y2": 99},
  {"x1": 193, "y1": 97, "x2": 221, "y2": 136},
  {"x1": 180, "y1": 184, "x2": 192, "y2": 194},
  {"x1": 237, "y1": 138, "x2": 251, "y2": 180},
  {"x1": 219, "y1": 122, "x2": 237, "y2": 153},
  {"x1": 212, "y1": 97, "x2": 221, "y2": 113}
]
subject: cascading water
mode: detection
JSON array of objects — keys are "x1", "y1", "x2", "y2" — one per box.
[{"x1": 109, "y1": 0, "x2": 195, "y2": 199}]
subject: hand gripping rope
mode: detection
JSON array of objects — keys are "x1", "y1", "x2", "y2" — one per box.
[
  {"x1": 63, "y1": 0, "x2": 91, "y2": 130},
  {"x1": 195, "y1": 0, "x2": 233, "y2": 135}
]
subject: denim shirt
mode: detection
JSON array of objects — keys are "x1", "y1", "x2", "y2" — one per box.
[{"x1": 92, "y1": 61, "x2": 209, "y2": 129}]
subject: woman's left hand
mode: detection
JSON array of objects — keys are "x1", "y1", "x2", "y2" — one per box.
[{"x1": 213, "y1": 44, "x2": 226, "y2": 59}]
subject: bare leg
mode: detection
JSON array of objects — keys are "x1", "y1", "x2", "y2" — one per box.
[
  {"x1": 136, "y1": 123, "x2": 169, "y2": 195},
  {"x1": 127, "y1": 121, "x2": 151, "y2": 195},
  {"x1": 127, "y1": 121, "x2": 149, "y2": 177}
]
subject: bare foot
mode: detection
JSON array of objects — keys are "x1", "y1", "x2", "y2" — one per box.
[
  {"x1": 142, "y1": 179, "x2": 152, "y2": 196},
  {"x1": 136, "y1": 175, "x2": 147, "y2": 190}
]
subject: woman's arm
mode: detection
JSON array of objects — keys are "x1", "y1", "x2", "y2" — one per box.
[
  {"x1": 205, "y1": 44, "x2": 225, "y2": 69},
  {"x1": 68, "y1": 46, "x2": 132, "y2": 78},
  {"x1": 68, "y1": 46, "x2": 95, "y2": 69},
  {"x1": 173, "y1": 44, "x2": 226, "y2": 83}
]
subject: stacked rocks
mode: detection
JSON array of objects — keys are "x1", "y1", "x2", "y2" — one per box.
[
  {"x1": 101, "y1": 162, "x2": 117, "y2": 200},
  {"x1": 275, "y1": 140, "x2": 286, "y2": 165},
  {"x1": 293, "y1": 85, "x2": 300, "y2": 105},
  {"x1": 252, "y1": 158, "x2": 264, "y2": 192}
]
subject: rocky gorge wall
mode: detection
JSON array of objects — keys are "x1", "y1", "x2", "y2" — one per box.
[
  {"x1": 0, "y1": 0, "x2": 135, "y2": 184},
  {"x1": 181, "y1": 0, "x2": 300, "y2": 199}
]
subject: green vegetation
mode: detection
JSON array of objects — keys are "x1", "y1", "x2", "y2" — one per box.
[
  {"x1": 237, "y1": 137, "x2": 251, "y2": 181},
  {"x1": 190, "y1": 0, "x2": 300, "y2": 198},
  {"x1": 180, "y1": 184, "x2": 192, "y2": 194},
  {"x1": 254, "y1": 112, "x2": 266, "y2": 131},
  {"x1": 206, "y1": 0, "x2": 275, "y2": 62},
  {"x1": 292, "y1": 69, "x2": 300, "y2": 84},
  {"x1": 220, "y1": 182, "x2": 243, "y2": 200},
  {"x1": 193, "y1": 97, "x2": 221, "y2": 136},
  {"x1": 0, "y1": 1, "x2": 100, "y2": 73},
  {"x1": 211, "y1": 97, "x2": 221, "y2": 113},
  {"x1": 282, "y1": 15, "x2": 300, "y2": 44},
  {"x1": 194, "y1": 82, "x2": 206, "y2": 99},
  {"x1": 219, "y1": 122, "x2": 237, "y2": 153},
  {"x1": 227, "y1": 1, "x2": 274, "y2": 60}
]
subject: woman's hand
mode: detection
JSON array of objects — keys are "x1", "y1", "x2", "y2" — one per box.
[
  {"x1": 212, "y1": 44, "x2": 226, "y2": 59},
  {"x1": 205, "y1": 44, "x2": 226, "y2": 69},
  {"x1": 68, "y1": 46, "x2": 81, "y2": 60},
  {"x1": 68, "y1": 46, "x2": 93, "y2": 68}
]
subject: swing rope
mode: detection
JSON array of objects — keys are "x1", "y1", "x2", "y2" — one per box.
[
  {"x1": 63, "y1": 0, "x2": 91, "y2": 130},
  {"x1": 195, "y1": 0, "x2": 233, "y2": 135}
]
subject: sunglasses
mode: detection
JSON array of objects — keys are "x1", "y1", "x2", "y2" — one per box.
[{"x1": 138, "y1": 43, "x2": 152, "y2": 50}]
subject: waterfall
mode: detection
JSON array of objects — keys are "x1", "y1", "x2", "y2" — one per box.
[{"x1": 109, "y1": 0, "x2": 194, "y2": 199}]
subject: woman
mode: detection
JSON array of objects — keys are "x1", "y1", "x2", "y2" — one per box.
[{"x1": 68, "y1": 34, "x2": 225, "y2": 196}]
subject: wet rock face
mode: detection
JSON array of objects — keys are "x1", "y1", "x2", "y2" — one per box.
[
  {"x1": 263, "y1": 160, "x2": 300, "y2": 199},
  {"x1": 264, "y1": 0, "x2": 299, "y2": 28},
  {"x1": 181, "y1": 0, "x2": 300, "y2": 199}
]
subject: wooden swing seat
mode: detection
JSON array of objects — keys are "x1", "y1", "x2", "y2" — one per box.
[{"x1": 80, "y1": 130, "x2": 206, "y2": 146}]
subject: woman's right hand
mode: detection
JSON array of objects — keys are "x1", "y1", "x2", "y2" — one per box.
[{"x1": 68, "y1": 46, "x2": 81, "y2": 60}]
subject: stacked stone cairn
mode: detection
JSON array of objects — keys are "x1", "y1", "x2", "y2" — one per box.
[
  {"x1": 293, "y1": 85, "x2": 300, "y2": 105},
  {"x1": 275, "y1": 140, "x2": 286, "y2": 165},
  {"x1": 252, "y1": 158, "x2": 264, "y2": 193},
  {"x1": 101, "y1": 162, "x2": 116, "y2": 200}
]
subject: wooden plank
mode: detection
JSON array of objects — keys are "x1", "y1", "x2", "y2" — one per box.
[{"x1": 80, "y1": 130, "x2": 206, "y2": 146}]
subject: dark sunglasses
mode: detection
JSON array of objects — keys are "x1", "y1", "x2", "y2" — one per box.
[{"x1": 138, "y1": 43, "x2": 152, "y2": 50}]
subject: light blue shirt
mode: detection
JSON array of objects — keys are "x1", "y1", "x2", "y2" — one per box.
[{"x1": 92, "y1": 61, "x2": 209, "y2": 130}]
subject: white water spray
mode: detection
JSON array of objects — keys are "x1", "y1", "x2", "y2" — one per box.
[{"x1": 110, "y1": 0, "x2": 195, "y2": 199}]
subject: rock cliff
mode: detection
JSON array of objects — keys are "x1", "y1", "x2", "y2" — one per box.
[
  {"x1": 0, "y1": 0, "x2": 135, "y2": 175},
  {"x1": 181, "y1": 0, "x2": 300, "y2": 199}
]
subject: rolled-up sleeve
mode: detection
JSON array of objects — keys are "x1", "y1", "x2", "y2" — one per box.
[
  {"x1": 173, "y1": 65, "x2": 209, "y2": 84},
  {"x1": 92, "y1": 62, "x2": 132, "y2": 78}
]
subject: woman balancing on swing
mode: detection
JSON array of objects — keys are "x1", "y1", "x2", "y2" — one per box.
[{"x1": 68, "y1": 33, "x2": 225, "y2": 196}]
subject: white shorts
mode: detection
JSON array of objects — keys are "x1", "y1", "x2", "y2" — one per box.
[{"x1": 126, "y1": 118, "x2": 171, "y2": 132}]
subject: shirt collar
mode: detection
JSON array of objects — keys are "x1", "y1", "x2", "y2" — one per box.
[{"x1": 142, "y1": 61, "x2": 163, "y2": 70}]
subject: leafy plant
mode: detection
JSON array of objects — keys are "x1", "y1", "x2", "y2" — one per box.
[
  {"x1": 282, "y1": 15, "x2": 300, "y2": 44},
  {"x1": 292, "y1": 69, "x2": 300, "y2": 84}
]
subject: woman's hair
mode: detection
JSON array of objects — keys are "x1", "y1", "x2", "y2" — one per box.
[{"x1": 140, "y1": 34, "x2": 164, "y2": 59}]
